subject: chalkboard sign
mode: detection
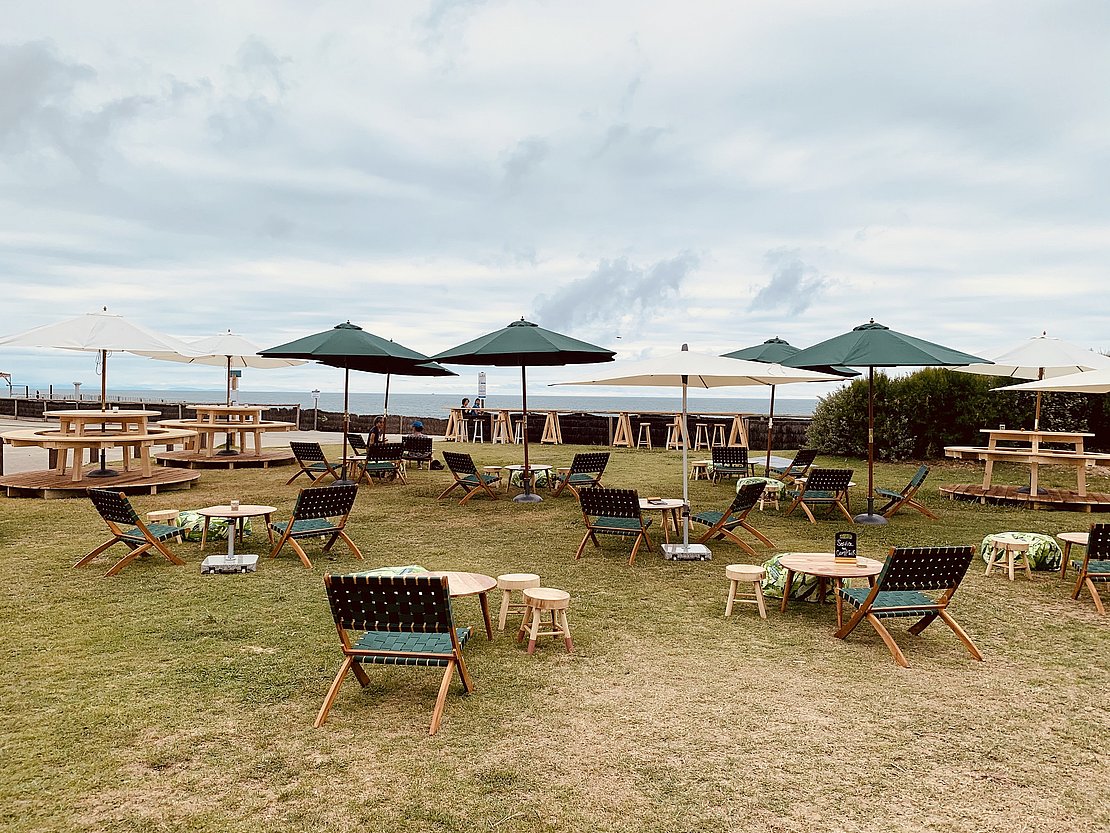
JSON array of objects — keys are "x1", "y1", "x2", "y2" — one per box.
[{"x1": 834, "y1": 531, "x2": 858, "y2": 562}]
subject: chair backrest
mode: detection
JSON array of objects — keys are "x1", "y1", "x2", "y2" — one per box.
[
  {"x1": 787, "y1": 448, "x2": 819, "y2": 474},
  {"x1": 570, "y1": 451, "x2": 610, "y2": 476},
  {"x1": 346, "y1": 433, "x2": 368, "y2": 454},
  {"x1": 729, "y1": 481, "x2": 765, "y2": 516},
  {"x1": 442, "y1": 451, "x2": 477, "y2": 477},
  {"x1": 1087, "y1": 523, "x2": 1110, "y2": 559},
  {"x1": 874, "y1": 546, "x2": 975, "y2": 592},
  {"x1": 291, "y1": 441, "x2": 328, "y2": 464},
  {"x1": 292, "y1": 484, "x2": 359, "y2": 521},
  {"x1": 712, "y1": 446, "x2": 749, "y2": 468},
  {"x1": 87, "y1": 488, "x2": 139, "y2": 526},
  {"x1": 365, "y1": 442, "x2": 404, "y2": 462},
  {"x1": 580, "y1": 487, "x2": 641, "y2": 519},
  {"x1": 906, "y1": 464, "x2": 930, "y2": 492},
  {"x1": 804, "y1": 468, "x2": 853, "y2": 493},
  {"x1": 402, "y1": 435, "x2": 433, "y2": 456},
  {"x1": 324, "y1": 573, "x2": 454, "y2": 634}
]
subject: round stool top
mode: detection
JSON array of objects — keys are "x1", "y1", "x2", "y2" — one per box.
[
  {"x1": 987, "y1": 532, "x2": 1032, "y2": 550},
  {"x1": 522, "y1": 587, "x2": 570, "y2": 609},
  {"x1": 147, "y1": 509, "x2": 180, "y2": 521},
  {"x1": 725, "y1": 564, "x2": 765, "y2": 581},
  {"x1": 1057, "y1": 532, "x2": 1089, "y2": 547},
  {"x1": 497, "y1": 572, "x2": 541, "y2": 590}
]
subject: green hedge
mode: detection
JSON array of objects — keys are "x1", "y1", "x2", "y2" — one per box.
[{"x1": 807, "y1": 368, "x2": 1109, "y2": 461}]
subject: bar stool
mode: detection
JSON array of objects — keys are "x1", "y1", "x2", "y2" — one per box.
[
  {"x1": 513, "y1": 419, "x2": 524, "y2": 444},
  {"x1": 453, "y1": 419, "x2": 469, "y2": 443},
  {"x1": 471, "y1": 420, "x2": 484, "y2": 443},
  {"x1": 496, "y1": 572, "x2": 541, "y2": 630},
  {"x1": 666, "y1": 419, "x2": 686, "y2": 450},
  {"x1": 694, "y1": 423, "x2": 711, "y2": 450},
  {"x1": 725, "y1": 564, "x2": 767, "y2": 618},
  {"x1": 517, "y1": 587, "x2": 573, "y2": 653},
  {"x1": 711, "y1": 424, "x2": 726, "y2": 447},
  {"x1": 147, "y1": 509, "x2": 183, "y2": 543},
  {"x1": 636, "y1": 422, "x2": 653, "y2": 449}
]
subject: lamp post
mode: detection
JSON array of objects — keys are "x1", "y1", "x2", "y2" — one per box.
[
  {"x1": 73, "y1": 381, "x2": 82, "y2": 401},
  {"x1": 311, "y1": 389, "x2": 320, "y2": 430}
]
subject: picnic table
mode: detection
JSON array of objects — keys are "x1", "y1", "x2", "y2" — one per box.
[{"x1": 944, "y1": 428, "x2": 1110, "y2": 496}]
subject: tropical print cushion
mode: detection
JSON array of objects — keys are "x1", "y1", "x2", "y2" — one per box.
[
  {"x1": 760, "y1": 553, "x2": 820, "y2": 601},
  {"x1": 979, "y1": 532, "x2": 1062, "y2": 571},
  {"x1": 509, "y1": 469, "x2": 550, "y2": 488},
  {"x1": 176, "y1": 511, "x2": 252, "y2": 542},
  {"x1": 736, "y1": 477, "x2": 784, "y2": 495}
]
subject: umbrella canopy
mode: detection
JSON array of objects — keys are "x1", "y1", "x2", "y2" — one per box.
[
  {"x1": 996, "y1": 367, "x2": 1110, "y2": 395},
  {"x1": 260, "y1": 322, "x2": 454, "y2": 477},
  {"x1": 0, "y1": 307, "x2": 202, "y2": 408},
  {"x1": 136, "y1": 330, "x2": 307, "y2": 406},
  {"x1": 784, "y1": 319, "x2": 988, "y2": 524},
  {"x1": 953, "y1": 333, "x2": 1110, "y2": 429},
  {"x1": 432, "y1": 318, "x2": 615, "y2": 502},
  {"x1": 558, "y1": 347, "x2": 840, "y2": 550},
  {"x1": 722, "y1": 337, "x2": 859, "y2": 472}
]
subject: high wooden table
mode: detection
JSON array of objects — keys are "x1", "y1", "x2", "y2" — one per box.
[
  {"x1": 777, "y1": 552, "x2": 884, "y2": 627},
  {"x1": 159, "y1": 405, "x2": 296, "y2": 457}
]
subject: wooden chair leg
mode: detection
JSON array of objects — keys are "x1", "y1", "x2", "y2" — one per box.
[
  {"x1": 314, "y1": 657, "x2": 354, "y2": 728},
  {"x1": 428, "y1": 661, "x2": 456, "y2": 735},
  {"x1": 103, "y1": 543, "x2": 153, "y2": 577},
  {"x1": 73, "y1": 538, "x2": 118, "y2": 568},
  {"x1": 740, "y1": 521, "x2": 775, "y2": 549},
  {"x1": 866, "y1": 613, "x2": 910, "y2": 668},
  {"x1": 937, "y1": 610, "x2": 984, "y2": 660},
  {"x1": 833, "y1": 604, "x2": 868, "y2": 639},
  {"x1": 574, "y1": 531, "x2": 592, "y2": 560},
  {"x1": 907, "y1": 612, "x2": 940, "y2": 636}
]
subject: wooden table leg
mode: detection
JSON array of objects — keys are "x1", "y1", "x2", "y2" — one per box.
[
  {"x1": 1029, "y1": 463, "x2": 1039, "y2": 497},
  {"x1": 264, "y1": 514, "x2": 274, "y2": 545},
  {"x1": 200, "y1": 517, "x2": 211, "y2": 551},
  {"x1": 140, "y1": 446, "x2": 153, "y2": 477},
  {"x1": 780, "y1": 569, "x2": 795, "y2": 613},
  {"x1": 835, "y1": 579, "x2": 843, "y2": 629},
  {"x1": 1060, "y1": 541, "x2": 1072, "y2": 579},
  {"x1": 1077, "y1": 463, "x2": 1087, "y2": 497},
  {"x1": 477, "y1": 591, "x2": 494, "y2": 640}
]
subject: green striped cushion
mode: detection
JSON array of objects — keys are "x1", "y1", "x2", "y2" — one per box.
[
  {"x1": 352, "y1": 627, "x2": 471, "y2": 666},
  {"x1": 594, "y1": 516, "x2": 650, "y2": 536}
]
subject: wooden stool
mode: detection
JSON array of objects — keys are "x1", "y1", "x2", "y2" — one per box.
[
  {"x1": 513, "y1": 420, "x2": 524, "y2": 444},
  {"x1": 694, "y1": 423, "x2": 711, "y2": 450},
  {"x1": 471, "y1": 420, "x2": 484, "y2": 443},
  {"x1": 147, "y1": 509, "x2": 183, "y2": 543},
  {"x1": 711, "y1": 424, "x2": 726, "y2": 447},
  {"x1": 453, "y1": 419, "x2": 469, "y2": 442},
  {"x1": 666, "y1": 419, "x2": 686, "y2": 450},
  {"x1": 636, "y1": 422, "x2": 653, "y2": 449},
  {"x1": 517, "y1": 587, "x2": 573, "y2": 653},
  {"x1": 496, "y1": 572, "x2": 542, "y2": 630},
  {"x1": 984, "y1": 534, "x2": 1033, "y2": 581},
  {"x1": 690, "y1": 460, "x2": 711, "y2": 481},
  {"x1": 725, "y1": 564, "x2": 767, "y2": 618}
]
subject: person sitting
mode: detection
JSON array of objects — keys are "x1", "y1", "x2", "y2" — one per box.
[
  {"x1": 367, "y1": 415, "x2": 388, "y2": 445},
  {"x1": 460, "y1": 397, "x2": 480, "y2": 419},
  {"x1": 402, "y1": 420, "x2": 434, "y2": 468}
]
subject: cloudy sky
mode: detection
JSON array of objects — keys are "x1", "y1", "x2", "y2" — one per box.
[{"x1": 2, "y1": 0, "x2": 1107, "y2": 400}]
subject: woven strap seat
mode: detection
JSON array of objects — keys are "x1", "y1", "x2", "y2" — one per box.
[
  {"x1": 271, "y1": 518, "x2": 337, "y2": 537},
  {"x1": 566, "y1": 473, "x2": 598, "y2": 485},
  {"x1": 352, "y1": 628, "x2": 472, "y2": 666},
  {"x1": 691, "y1": 510, "x2": 725, "y2": 526},
  {"x1": 1079, "y1": 559, "x2": 1110, "y2": 574},
  {"x1": 839, "y1": 588, "x2": 936, "y2": 618},
  {"x1": 593, "y1": 516, "x2": 652, "y2": 536},
  {"x1": 122, "y1": 523, "x2": 181, "y2": 544},
  {"x1": 874, "y1": 487, "x2": 901, "y2": 500}
]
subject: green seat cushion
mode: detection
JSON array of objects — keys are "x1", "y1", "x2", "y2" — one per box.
[
  {"x1": 593, "y1": 516, "x2": 651, "y2": 536},
  {"x1": 1077, "y1": 559, "x2": 1110, "y2": 576},
  {"x1": 352, "y1": 627, "x2": 471, "y2": 666},
  {"x1": 271, "y1": 518, "x2": 338, "y2": 538},
  {"x1": 567, "y1": 473, "x2": 599, "y2": 485},
  {"x1": 839, "y1": 587, "x2": 937, "y2": 617},
  {"x1": 121, "y1": 523, "x2": 181, "y2": 544},
  {"x1": 874, "y1": 487, "x2": 902, "y2": 500},
  {"x1": 460, "y1": 474, "x2": 499, "y2": 486},
  {"x1": 979, "y1": 532, "x2": 1062, "y2": 571},
  {"x1": 691, "y1": 510, "x2": 726, "y2": 527}
]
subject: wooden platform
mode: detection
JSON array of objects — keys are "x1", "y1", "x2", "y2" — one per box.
[
  {"x1": 939, "y1": 483, "x2": 1110, "y2": 513},
  {"x1": 0, "y1": 467, "x2": 200, "y2": 500},
  {"x1": 156, "y1": 448, "x2": 295, "y2": 470}
]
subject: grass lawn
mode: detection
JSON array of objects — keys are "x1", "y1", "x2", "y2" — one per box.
[{"x1": 2, "y1": 444, "x2": 1108, "y2": 832}]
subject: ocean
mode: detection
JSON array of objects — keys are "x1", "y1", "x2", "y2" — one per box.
[{"x1": 73, "y1": 389, "x2": 820, "y2": 418}]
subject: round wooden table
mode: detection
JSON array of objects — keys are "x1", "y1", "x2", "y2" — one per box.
[
  {"x1": 427, "y1": 571, "x2": 497, "y2": 640},
  {"x1": 639, "y1": 498, "x2": 685, "y2": 543},
  {"x1": 1056, "y1": 532, "x2": 1089, "y2": 578},
  {"x1": 777, "y1": 552, "x2": 884, "y2": 627},
  {"x1": 196, "y1": 504, "x2": 277, "y2": 556}
]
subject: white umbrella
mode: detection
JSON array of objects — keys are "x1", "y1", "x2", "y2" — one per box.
[
  {"x1": 136, "y1": 330, "x2": 306, "y2": 406},
  {"x1": 0, "y1": 307, "x2": 203, "y2": 476},
  {"x1": 555, "y1": 346, "x2": 840, "y2": 557},
  {"x1": 954, "y1": 333, "x2": 1110, "y2": 429},
  {"x1": 995, "y1": 367, "x2": 1110, "y2": 395}
]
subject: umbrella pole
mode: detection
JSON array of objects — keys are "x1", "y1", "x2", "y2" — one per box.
[
  {"x1": 853, "y1": 366, "x2": 886, "y2": 525},
  {"x1": 681, "y1": 380, "x2": 689, "y2": 546},
  {"x1": 336, "y1": 363, "x2": 356, "y2": 486},
  {"x1": 765, "y1": 385, "x2": 776, "y2": 473},
  {"x1": 217, "y1": 355, "x2": 236, "y2": 455},
  {"x1": 88, "y1": 348, "x2": 118, "y2": 478},
  {"x1": 513, "y1": 365, "x2": 542, "y2": 503}
]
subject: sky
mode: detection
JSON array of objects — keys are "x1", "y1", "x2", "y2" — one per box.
[{"x1": 1, "y1": 0, "x2": 1108, "y2": 401}]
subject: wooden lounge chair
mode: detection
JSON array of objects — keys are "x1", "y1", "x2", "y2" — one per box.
[
  {"x1": 876, "y1": 464, "x2": 938, "y2": 519},
  {"x1": 1072, "y1": 523, "x2": 1110, "y2": 614},
  {"x1": 784, "y1": 468, "x2": 855, "y2": 524},
  {"x1": 552, "y1": 451, "x2": 610, "y2": 499},
  {"x1": 352, "y1": 443, "x2": 406, "y2": 485},
  {"x1": 767, "y1": 448, "x2": 818, "y2": 483},
  {"x1": 285, "y1": 441, "x2": 344, "y2": 486},
  {"x1": 268, "y1": 484, "x2": 363, "y2": 569},
  {"x1": 575, "y1": 487, "x2": 653, "y2": 565},
  {"x1": 834, "y1": 545, "x2": 982, "y2": 668},
  {"x1": 76, "y1": 489, "x2": 186, "y2": 576},
  {"x1": 710, "y1": 446, "x2": 753, "y2": 484},
  {"x1": 690, "y1": 481, "x2": 776, "y2": 557},
  {"x1": 315, "y1": 573, "x2": 474, "y2": 734},
  {"x1": 401, "y1": 434, "x2": 434, "y2": 468},
  {"x1": 437, "y1": 451, "x2": 500, "y2": 504}
]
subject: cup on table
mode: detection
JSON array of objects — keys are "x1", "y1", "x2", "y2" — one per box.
[
  {"x1": 1000, "y1": 424, "x2": 1005, "y2": 430},
  {"x1": 230, "y1": 499, "x2": 240, "y2": 511}
]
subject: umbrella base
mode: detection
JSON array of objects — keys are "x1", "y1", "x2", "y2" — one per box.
[
  {"x1": 86, "y1": 467, "x2": 121, "y2": 478},
  {"x1": 513, "y1": 492, "x2": 544, "y2": 503},
  {"x1": 1015, "y1": 486, "x2": 1048, "y2": 496},
  {"x1": 661, "y1": 543, "x2": 712, "y2": 561},
  {"x1": 852, "y1": 512, "x2": 888, "y2": 525},
  {"x1": 215, "y1": 449, "x2": 240, "y2": 457}
]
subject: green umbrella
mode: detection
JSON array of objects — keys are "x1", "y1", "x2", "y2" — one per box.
[
  {"x1": 433, "y1": 318, "x2": 615, "y2": 503},
  {"x1": 260, "y1": 322, "x2": 454, "y2": 480},
  {"x1": 722, "y1": 337, "x2": 859, "y2": 474},
  {"x1": 784, "y1": 320, "x2": 988, "y2": 524}
]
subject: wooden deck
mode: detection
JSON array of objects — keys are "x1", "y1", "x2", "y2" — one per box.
[
  {"x1": 0, "y1": 467, "x2": 200, "y2": 500},
  {"x1": 939, "y1": 483, "x2": 1110, "y2": 512},
  {"x1": 156, "y1": 448, "x2": 295, "y2": 470}
]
